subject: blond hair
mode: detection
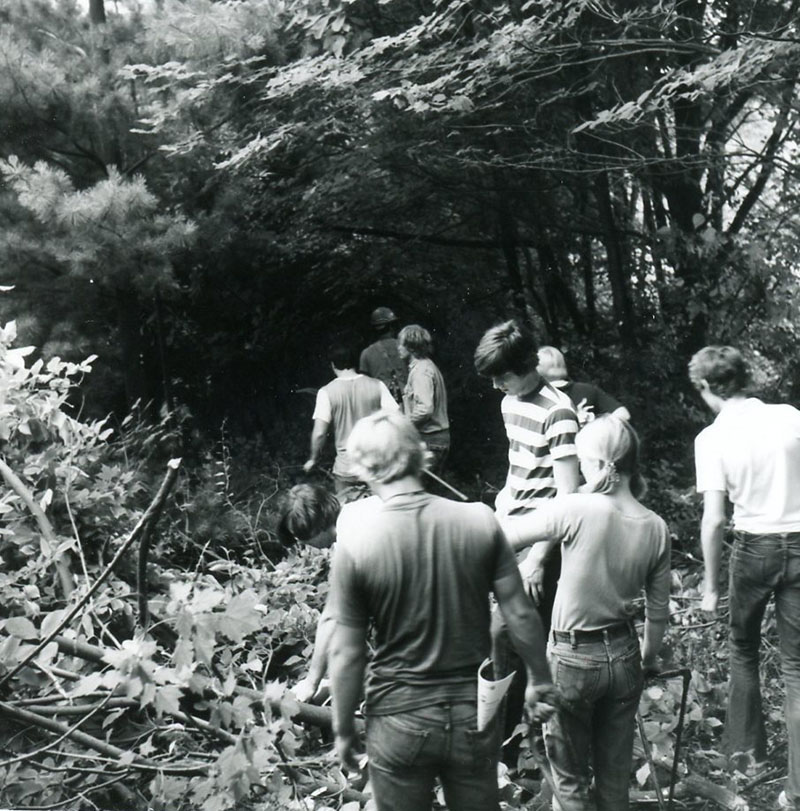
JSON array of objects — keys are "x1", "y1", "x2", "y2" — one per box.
[
  {"x1": 346, "y1": 410, "x2": 425, "y2": 484},
  {"x1": 576, "y1": 415, "x2": 646, "y2": 498},
  {"x1": 537, "y1": 346, "x2": 568, "y2": 380}
]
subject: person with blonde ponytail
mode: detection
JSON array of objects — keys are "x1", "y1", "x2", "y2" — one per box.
[{"x1": 502, "y1": 416, "x2": 671, "y2": 811}]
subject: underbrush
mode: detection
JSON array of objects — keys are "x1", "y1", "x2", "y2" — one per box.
[{"x1": 0, "y1": 323, "x2": 790, "y2": 810}]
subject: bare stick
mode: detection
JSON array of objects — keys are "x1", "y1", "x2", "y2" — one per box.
[
  {"x1": 0, "y1": 459, "x2": 181, "y2": 692},
  {"x1": 423, "y1": 468, "x2": 469, "y2": 501},
  {"x1": 0, "y1": 457, "x2": 74, "y2": 597}
]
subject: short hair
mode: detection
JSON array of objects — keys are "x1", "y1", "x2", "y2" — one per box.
[
  {"x1": 688, "y1": 346, "x2": 748, "y2": 398},
  {"x1": 346, "y1": 410, "x2": 425, "y2": 484},
  {"x1": 537, "y1": 346, "x2": 568, "y2": 380},
  {"x1": 474, "y1": 319, "x2": 538, "y2": 377},
  {"x1": 328, "y1": 341, "x2": 359, "y2": 371},
  {"x1": 276, "y1": 484, "x2": 340, "y2": 548},
  {"x1": 576, "y1": 415, "x2": 647, "y2": 499},
  {"x1": 398, "y1": 324, "x2": 432, "y2": 359}
]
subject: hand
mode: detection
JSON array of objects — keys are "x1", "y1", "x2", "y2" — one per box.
[
  {"x1": 576, "y1": 397, "x2": 595, "y2": 426},
  {"x1": 303, "y1": 459, "x2": 316, "y2": 473},
  {"x1": 523, "y1": 567, "x2": 545, "y2": 605},
  {"x1": 701, "y1": 589, "x2": 719, "y2": 616},
  {"x1": 525, "y1": 682, "x2": 559, "y2": 722},
  {"x1": 642, "y1": 656, "x2": 661, "y2": 680},
  {"x1": 293, "y1": 676, "x2": 319, "y2": 704},
  {"x1": 334, "y1": 732, "x2": 359, "y2": 770}
]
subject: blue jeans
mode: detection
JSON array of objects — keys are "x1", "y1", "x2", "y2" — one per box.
[
  {"x1": 544, "y1": 628, "x2": 642, "y2": 811},
  {"x1": 365, "y1": 702, "x2": 500, "y2": 811},
  {"x1": 726, "y1": 532, "x2": 800, "y2": 803}
]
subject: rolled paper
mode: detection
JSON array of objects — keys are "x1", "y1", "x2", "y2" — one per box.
[{"x1": 477, "y1": 657, "x2": 516, "y2": 731}]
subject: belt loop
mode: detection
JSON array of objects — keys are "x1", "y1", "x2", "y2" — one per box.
[{"x1": 569, "y1": 630, "x2": 577, "y2": 649}]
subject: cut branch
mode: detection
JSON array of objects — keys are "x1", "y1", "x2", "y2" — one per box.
[
  {"x1": 0, "y1": 459, "x2": 182, "y2": 692},
  {"x1": 0, "y1": 457, "x2": 73, "y2": 598}
]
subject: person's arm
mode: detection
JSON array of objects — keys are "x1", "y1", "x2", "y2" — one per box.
[
  {"x1": 294, "y1": 602, "x2": 335, "y2": 702},
  {"x1": 329, "y1": 621, "x2": 368, "y2": 768},
  {"x1": 405, "y1": 366, "x2": 435, "y2": 425},
  {"x1": 499, "y1": 512, "x2": 551, "y2": 552},
  {"x1": 641, "y1": 618, "x2": 668, "y2": 671},
  {"x1": 700, "y1": 490, "x2": 727, "y2": 613},
  {"x1": 642, "y1": 524, "x2": 672, "y2": 670},
  {"x1": 493, "y1": 570, "x2": 558, "y2": 718},
  {"x1": 552, "y1": 456, "x2": 580, "y2": 495},
  {"x1": 304, "y1": 419, "x2": 330, "y2": 472}
]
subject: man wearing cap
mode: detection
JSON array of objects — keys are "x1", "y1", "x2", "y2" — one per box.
[{"x1": 360, "y1": 307, "x2": 408, "y2": 403}]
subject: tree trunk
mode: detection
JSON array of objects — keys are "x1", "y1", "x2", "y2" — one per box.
[{"x1": 595, "y1": 171, "x2": 636, "y2": 345}]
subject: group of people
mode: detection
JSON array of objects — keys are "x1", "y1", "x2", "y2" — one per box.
[
  {"x1": 302, "y1": 307, "x2": 450, "y2": 501},
  {"x1": 278, "y1": 316, "x2": 800, "y2": 811}
]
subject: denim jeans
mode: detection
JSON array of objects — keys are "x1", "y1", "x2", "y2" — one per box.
[
  {"x1": 726, "y1": 532, "x2": 800, "y2": 804},
  {"x1": 543, "y1": 629, "x2": 642, "y2": 811},
  {"x1": 365, "y1": 702, "x2": 500, "y2": 811}
]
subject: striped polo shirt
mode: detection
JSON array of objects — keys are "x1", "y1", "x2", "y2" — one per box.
[{"x1": 497, "y1": 380, "x2": 578, "y2": 518}]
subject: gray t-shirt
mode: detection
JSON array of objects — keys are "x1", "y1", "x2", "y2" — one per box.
[
  {"x1": 330, "y1": 492, "x2": 518, "y2": 714},
  {"x1": 526, "y1": 493, "x2": 670, "y2": 631}
]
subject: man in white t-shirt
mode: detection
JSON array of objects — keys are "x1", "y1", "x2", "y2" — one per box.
[
  {"x1": 690, "y1": 345, "x2": 800, "y2": 810},
  {"x1": 304, "y1": 341, "x2": 399, "y2": 499}
]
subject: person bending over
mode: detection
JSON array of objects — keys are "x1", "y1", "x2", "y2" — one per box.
[{"x1": 277, "y1": 483, "x2": 341, "y2": 703}]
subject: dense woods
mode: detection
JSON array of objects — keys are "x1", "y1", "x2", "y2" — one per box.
[{"x1": 0, "y1": 0, "x2": 799, "y2": 808}]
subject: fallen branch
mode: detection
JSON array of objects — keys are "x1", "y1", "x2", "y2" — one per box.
[
  {"x1": 632, "y1": 774, "x2": 749, "y2": 810},
  {"x1": 0, "y1": 457, "x2": 73, "y2": 598},
  {"x1": 0, "y1": 700, "x2": 207, "y2": 775},
  {"x1": 56, "y1": 635, "x2": 353, "y2": 732},
  {"x1": 0, "y1": 459, "x2": 181, "y2": 692}
]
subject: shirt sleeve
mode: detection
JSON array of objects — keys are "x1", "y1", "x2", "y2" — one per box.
[
  {"x1": 312, "y1": 388, "x2": 331, "y2": 423},
  {"x1": 405, "y1": 365, "x2": 435, "y2": 424},
  {"x1": 695, "y1": 428, "x2": 726, "y2": 492},
  {"x1": 590, "y1": 384, "x2": 623, "y2": 415},
  {"x1": 644, "y1": 520, "x2": 672, "y2": 622},
  {"x1": 544, "y1": 406, "x2": 579, "y2": 460},
  {"x1": 378, "y1": 381, "x2": 400, "y2": 411}
]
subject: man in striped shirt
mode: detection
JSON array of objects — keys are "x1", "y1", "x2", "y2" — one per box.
[
  {"x1": 475, "y1": 319, "x2": 579, "y2": 761},
  {"x1": 475, "y1": 320, "x2": 580, "y2": 526}
]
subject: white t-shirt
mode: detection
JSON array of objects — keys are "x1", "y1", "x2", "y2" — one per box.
[{"x1": 694, "y1": 398, "x2": 800, "y2": 533}]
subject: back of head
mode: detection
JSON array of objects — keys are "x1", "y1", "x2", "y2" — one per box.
[
  {"x1": 537, "y1": 346, "x2": 568, "y2": 381},
  {"x1": 328, "y1": 340, "x2": 359, "y2": 371},
  {"x1": 398, "y1": 324, "x2": 432, "y2": 359},
  {"x1": 576, "y1": 415, "x2": 647, "y2": 498},
  {"x1": 347, "y1": 410, "x2": 425, "y2": 484},
  {"x1": 688, "y1": 345, "x2": 748, "y2": 398},
  {"x1": 370, "y1": 306, "x2": 398, "y2": 333},
  {"x1": 277, "y1": 484, "x2": 341, "y2": 548},
  {"x1": 474, "y1": 319, "x2": 538, "y2": 377}
]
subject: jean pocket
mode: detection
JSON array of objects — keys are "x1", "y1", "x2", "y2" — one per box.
[
  {"x1": 464, "y1": 720, "x2": 501, "y2": 771},
  {"x1": 554, "y1": 656, "x2": 603, "y2": 707},
  {"x1": 613, "y1": 646, "x2": 644, "y2": 700},
  {"x1": 366, "y1": 713, "x2": 430, "y2": 769}
]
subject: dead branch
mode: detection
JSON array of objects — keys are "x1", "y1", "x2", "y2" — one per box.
[
  {"x1": 0, "y1": 457, "x2": 74, "y2": 598},
  {"x1": 632, "y1": 774, "x2": 749, "y2": 809},
  {"x1": 0, "y1": 459, "x2": 182, "y2": 692}
]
